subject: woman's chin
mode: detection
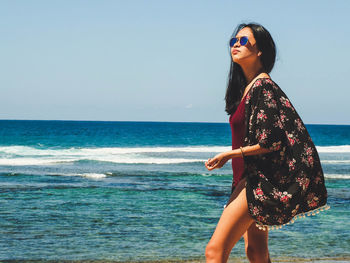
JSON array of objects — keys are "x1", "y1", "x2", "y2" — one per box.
[{"x1": 232, "y1": 58, "x2": 242, "y2": 65}]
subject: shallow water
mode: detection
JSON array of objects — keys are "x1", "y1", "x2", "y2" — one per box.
[{"x1": 0, "y1": 120, "x2": 349, "y2": 261}]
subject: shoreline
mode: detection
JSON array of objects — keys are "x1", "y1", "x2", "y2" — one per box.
[{"x1": 1, "y1": 257, "x2": 350, "y2": 263}]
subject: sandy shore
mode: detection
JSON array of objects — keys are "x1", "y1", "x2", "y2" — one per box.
[{"x1": 1, "y1": 256, "x2": 350, "y2": 263}]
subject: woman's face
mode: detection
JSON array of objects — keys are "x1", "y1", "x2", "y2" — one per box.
[{"x1": 231, "y1": 27, "x2": 261, "y2": 65}]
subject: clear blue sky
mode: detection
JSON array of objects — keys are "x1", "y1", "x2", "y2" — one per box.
[{"x1": 1, "y1": 0, "x2": 349, "y2": 124}]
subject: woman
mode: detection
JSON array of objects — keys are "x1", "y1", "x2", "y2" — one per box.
[{"x1": 204, "y1": 22, "x2": 330, "y2": 263}]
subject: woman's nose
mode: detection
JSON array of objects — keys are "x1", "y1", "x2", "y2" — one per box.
[{"x1": 233, "y1": 40, "x2": 240, "y2": 48}]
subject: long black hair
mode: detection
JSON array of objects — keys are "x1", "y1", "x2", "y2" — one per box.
[{"x1": 225, "y1": 22, "x2": 276, "y2": 115}]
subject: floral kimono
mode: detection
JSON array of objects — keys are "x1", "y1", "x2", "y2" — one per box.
[{"x1": 227, "y1": 77, "x2": 330, "y2": 231}]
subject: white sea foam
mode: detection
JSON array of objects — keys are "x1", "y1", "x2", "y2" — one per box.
[
  {"x1": 93, "y1": 157, "x2": 205, "y2": 164},
  {"x1": 0, "y1": 157, "x2": 205, "y2": 165},
  {"x1": 316, "y1": 145, "x2": 350, "y2": 153},
  {"x1": 0, "y1": 158, "x2": 81, "y2": 166},
  {"x1": 0, "y1": 145, "x2": 230, "y2": 155},
  {"x1": 62, "y1": 173, "x2": 107, "y2": 179},
  {"x1": 2, "y1": 145, "x2": 350, "y2": 156},
  {"x1": 1, "y1": 145, "x2": 349, "y2": 166},
  {"x1": 324, "y1": 173, "x2": 350, "y2": 179},
  {"x1": 2, "y1": 171, "x2": 108, "y2": 179},
  {"x1": 321, "y1": 160, "x2": 350, "y2": 164},
  {"x1": 0, "y1": 145, "x2": 213, "y2": 166}
]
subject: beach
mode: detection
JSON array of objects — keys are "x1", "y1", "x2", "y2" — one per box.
[{"x1": 0, "y1": 120, "x2": 349, "y2": 262}]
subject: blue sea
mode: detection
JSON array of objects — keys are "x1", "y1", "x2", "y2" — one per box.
[{"x1": 0, "y1": 120, "x2": 349, "y2": 262}]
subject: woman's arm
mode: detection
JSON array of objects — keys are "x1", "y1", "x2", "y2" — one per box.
[
  {"x1": 205, "y1": 144, "x2": 274, "y2": 171},
  {"x1": 226, "y1": 143, "x2": 273, "y2": 158}
]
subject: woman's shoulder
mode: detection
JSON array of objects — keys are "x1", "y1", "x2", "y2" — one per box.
[
  {"x1": 256, "y1": 77, "x2": 278, "y2": 89},
  {"x1": 251, "y1": 78, "x2": 299, "y2": 115},
  {"x1": 246, "y1": 77, "x2": 295, "y2": 112},
  {"x1": 250, "y1": 77, "x2": 286, "y2": 97},
  {"x1": 248, "y1": 77, "x2": 278, "y2": 98}
]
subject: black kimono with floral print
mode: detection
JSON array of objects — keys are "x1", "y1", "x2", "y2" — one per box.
[{"x1": 236, "y1": 78, "x2": 329, "y2": 230}]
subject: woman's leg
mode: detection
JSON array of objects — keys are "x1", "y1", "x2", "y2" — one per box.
[
  {"x1": 205, "y1": 178, "x2": 255, "y2": 263},
  {"x1": 243, "y1": 223, "x2": 271, "y2": 263}
]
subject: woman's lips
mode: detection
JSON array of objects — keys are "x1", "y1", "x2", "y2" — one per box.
[{"x1": 232, "y1": 50, "x2": 239, "y2": 54}]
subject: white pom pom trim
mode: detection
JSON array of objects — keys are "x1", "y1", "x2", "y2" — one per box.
[{"x1": 255, "y1": 204, "x2": 331, "y2": 231}]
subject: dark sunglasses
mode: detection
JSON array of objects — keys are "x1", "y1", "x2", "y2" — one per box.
[{"x1": 229, "y1": 36, "x2": 249, "y2": 47}]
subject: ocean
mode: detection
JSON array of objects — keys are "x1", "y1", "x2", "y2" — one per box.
[{"x1": 0, "y1": 120, "x2": 349, "y2": 262}]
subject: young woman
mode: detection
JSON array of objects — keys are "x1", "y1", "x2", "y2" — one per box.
[{"x1": 204, "y1": 23, "x2": 330, "y2": 263}]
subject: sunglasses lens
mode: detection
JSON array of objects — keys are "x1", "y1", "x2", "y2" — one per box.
[
  {"x1": 240, "y1": 36, "x2": 248, "y2": 46},
  {"x1": 230, "y1": 38, "x2": 237, "y2": 47}
]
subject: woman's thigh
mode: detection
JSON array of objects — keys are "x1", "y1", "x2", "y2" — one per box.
[
  {"x1": 225, "y1": 176, "x2": 247, "y2": 207},
  {"x1": 206, "y1": 177, "x2": 255, "y2": 260}
]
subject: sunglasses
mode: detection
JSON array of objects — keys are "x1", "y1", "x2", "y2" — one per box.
[{"x1": 229, "y1": 36, "x2": 249, "y2": 47}]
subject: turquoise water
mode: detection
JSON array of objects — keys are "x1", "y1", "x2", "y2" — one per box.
[{"x1": 0, "y1": 120, "x2": 349, "y2": 262}]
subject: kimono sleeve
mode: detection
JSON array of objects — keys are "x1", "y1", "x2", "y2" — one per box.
[{"x1": 254, "y1": 83, "x2": 285, "y2": 151}]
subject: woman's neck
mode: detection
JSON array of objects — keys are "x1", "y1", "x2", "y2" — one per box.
[{"x1": 241, "y1": 62, "x2": 265, "y2": 84}]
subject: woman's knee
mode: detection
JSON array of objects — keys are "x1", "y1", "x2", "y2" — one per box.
[
  {"x1": 205, "y1": 242, "x2": 224, "y2": 262},
  {"x1": 245, "y1": 244, "x2": 269, "y2": 263}
]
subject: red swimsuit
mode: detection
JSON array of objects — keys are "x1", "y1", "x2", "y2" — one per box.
[{"x1": 229, "y1": 94, "x2": 247, "y2": 192}]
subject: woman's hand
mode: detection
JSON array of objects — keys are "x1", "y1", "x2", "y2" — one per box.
[
  {"x1": 205, "y1": 152, "x2": 231, "y2": 171},
  {"x1": 204, "y1": 145, "x2": 274, "y2": 171}
]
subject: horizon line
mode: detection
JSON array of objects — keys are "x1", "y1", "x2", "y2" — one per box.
[{"x1": 0, "y1": 119, "x2": 349, "y2": 126}]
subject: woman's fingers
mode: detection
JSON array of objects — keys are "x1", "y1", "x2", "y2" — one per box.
[
  {"x1": 207, "y1": 158, "x2": 217, "y2": 166},
  {"x1": 205, "y1": 155, "x2": 227, "y2": 170},
  {"x1": 206, "y1": 164, "x2": 215, "y2": 170},
  {"x1": 206, "y1": 160, "x2": 219, "y2": 170},
  {"x1": 205, "y1": 160, "x2": 213, "y2": 170}
]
